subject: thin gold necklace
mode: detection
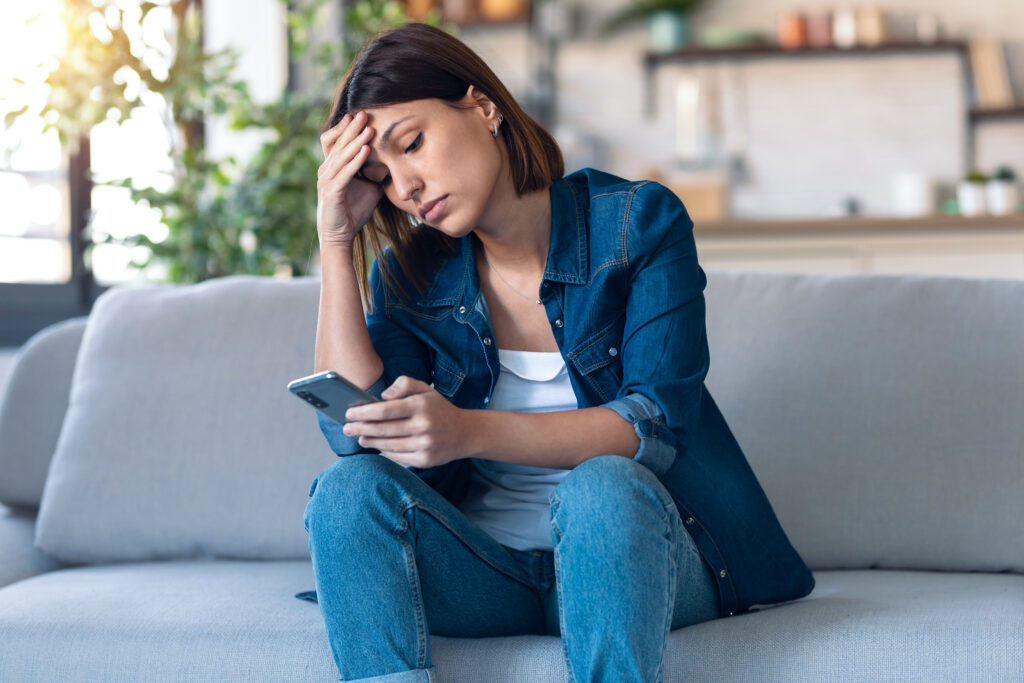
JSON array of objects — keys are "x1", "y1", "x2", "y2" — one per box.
[{"x1": 480, "y1": 248, "x2": 542, "y2": 305}]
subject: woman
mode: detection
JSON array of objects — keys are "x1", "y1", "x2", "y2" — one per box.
[{"x1": 299, "y1": 22, "x2": 814, "y2": 683}]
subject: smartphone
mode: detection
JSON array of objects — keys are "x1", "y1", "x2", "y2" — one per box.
[{"x1": 287, "y1": 370, "x2": 380, "y2": 426}]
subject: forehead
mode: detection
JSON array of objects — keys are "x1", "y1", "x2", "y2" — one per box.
[{"x1": 357, "y1": 100, "x2": 437, "y2": 168}]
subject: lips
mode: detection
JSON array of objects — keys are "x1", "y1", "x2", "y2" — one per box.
[{"x1": 418, "y1": 195, "x2": 448, "y2": 222}]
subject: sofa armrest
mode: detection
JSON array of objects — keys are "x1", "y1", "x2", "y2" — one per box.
[
  {"x1": 0, "y1": 316, "x2": 87, "y2": 508},
  {"x1": 0, "y1": 502, "x2": 66, "y2": 588}
]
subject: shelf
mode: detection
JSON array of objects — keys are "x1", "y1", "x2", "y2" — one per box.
[
  {"x1": 642, "y1": 40, "x2": 969, "y2": 117},
  {"x1": 970, "y1": 106, "x2": 1024, "y2": 123},
  {"x1": 644, "y1": 40, "x2": 967, "y2": 67}
]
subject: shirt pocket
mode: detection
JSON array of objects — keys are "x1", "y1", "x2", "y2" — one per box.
[
  {"x1": 431, "y1": 355, "x2": 467, "y2": 399},
  {"x1": 569, "y1": 318, "x2": 624, "y2": 400}
]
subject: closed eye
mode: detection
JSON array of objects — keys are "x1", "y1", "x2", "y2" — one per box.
[{"x1": 374, "y1": 133, "x2": 422, "y2": 187}]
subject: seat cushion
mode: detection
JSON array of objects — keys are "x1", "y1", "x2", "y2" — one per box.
[{"x1": 0, "y1": 563, "x2": 1020, "y2": 682}]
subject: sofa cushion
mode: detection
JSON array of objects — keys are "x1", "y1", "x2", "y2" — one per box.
[
  {"x1": 0, "y1": 563, "x2": 1020, "y2": 681},
  {"x1": 703, "y1": 271, "x2": 1024, "y2": 574},
  {"x1": 34, "y1": 275, "x2": 337, "y2": 564},
  {"x1": 0, "y1": 503, "x2": 67, "y2": 588},
  {"x1": 0, "y1": 317, "x2": 87, "y2": 508}
]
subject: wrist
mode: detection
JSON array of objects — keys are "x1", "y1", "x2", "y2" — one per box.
[{"x1": 460, "y1": 408, "x2": 489, "y2": 460}]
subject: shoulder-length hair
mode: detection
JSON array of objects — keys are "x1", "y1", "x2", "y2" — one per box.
[{"x1": 323, "y1": 22, "x2": 564, "y2": 313}]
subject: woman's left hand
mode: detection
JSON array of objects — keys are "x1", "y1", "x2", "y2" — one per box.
[{"x1": 342, "y1": 376, "x2": 476, "y2": 469}]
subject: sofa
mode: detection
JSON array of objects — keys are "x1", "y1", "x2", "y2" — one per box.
[{"x1": 0, "y1": 269, "x2": 1021, "y2": 682}]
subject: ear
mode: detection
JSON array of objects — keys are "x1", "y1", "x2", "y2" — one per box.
[{"x1": 464, "y1": 84, "x2": 500, "y2": 125}]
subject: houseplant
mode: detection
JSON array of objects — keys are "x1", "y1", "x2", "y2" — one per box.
[
  {"x1": 986, "y1": 165, "x2": 1019, "y2": 216},
  {"x1": 957, "y1": 169, "x2": 988, "y2": 217},
  {"x1": 599, "y1": 0, "x2": 705, "y2": 53},
  {"x1": 3, "y1": 0, "x2": 442, "y2": 284}
]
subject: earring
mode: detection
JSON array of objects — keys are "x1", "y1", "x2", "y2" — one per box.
[{"x1": 492, "y1": 113, "x2": 503, "y2": 137}]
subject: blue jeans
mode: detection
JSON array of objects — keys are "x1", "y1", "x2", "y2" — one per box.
[{"x1": 302, "y1": 452, "x2": 721, "y2": 682}]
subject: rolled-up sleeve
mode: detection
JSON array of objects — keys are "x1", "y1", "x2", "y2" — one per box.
[
  {"x1": 317, "y1": 249, "x2": 433, "y2": 456},
  {"x1": 601, "y1": 181, "x2": 709, "y2": 477}
]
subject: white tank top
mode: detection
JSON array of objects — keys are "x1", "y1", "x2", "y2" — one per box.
[{"x1": 457, "y1": 347, "x2": 578, "y2": 551}]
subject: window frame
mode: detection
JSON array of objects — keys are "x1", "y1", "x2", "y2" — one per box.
[{"x1": 0, "y1": 137, "x2": 109, "y2": 347}]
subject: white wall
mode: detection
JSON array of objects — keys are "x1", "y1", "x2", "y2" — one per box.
[
  {"x1": 458, "y1": 0, "x2": 1024, "y2": 218},
  {"x1": 203, "y1": 0, "x2": 288, "y2": 166},
  {"x1": 203, "y1": 0, "x2": 1024, "y2": 218}
]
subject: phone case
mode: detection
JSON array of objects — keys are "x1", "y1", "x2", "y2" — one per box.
[{"x1": 287, "y1": 370, "x2": 380, "y2": 425}]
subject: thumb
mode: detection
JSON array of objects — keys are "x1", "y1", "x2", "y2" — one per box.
[{"x1": 381, "y1": 375, "x2": 428, "y2": 399}]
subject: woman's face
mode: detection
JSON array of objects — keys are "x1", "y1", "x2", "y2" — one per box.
[{"x1": 355, "y1": 90, "x2": 504, "y2": 238}]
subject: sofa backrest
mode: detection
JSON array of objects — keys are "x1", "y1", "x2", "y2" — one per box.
[
  {"x1": 703, "y1": 270, "x2": 1023, "y2": 574},
  {"x1": 1, "y1": 270, "x2": 1020, "y2": 573}
]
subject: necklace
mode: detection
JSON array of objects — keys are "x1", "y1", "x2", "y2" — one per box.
[{"x1": 480, "y1": 248, "x2": 542, "y2": 305}]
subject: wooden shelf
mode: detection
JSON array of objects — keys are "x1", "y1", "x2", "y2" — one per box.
[
  {"x1": 970, "y1": 106, "x2": 1024, "y2": 123},
  {"x1": 644, "y1": 40, "x2": 967, "y2": 67}
]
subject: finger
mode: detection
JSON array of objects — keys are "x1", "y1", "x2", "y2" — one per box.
[
  {"x1": 320, "y1": 113, "x2": 352, "y2": 154},
  {"x1": 346, "y1": 396, "x2": 414, "y2": 422},
  {"x1": 358, "y1": 435, "x2": 421, "y2": 453},
  {"x1": 320, "y1": 111, "x2": 363, "y2": 154},
  {"x1": 343, "y1": 417, "x2": 415, "y2": 438},
  {"x1": 320, "y1": 140, "x2": 374, "y2": 188},
  {"x1": 318, "y1": 127, "x2": 373, "y2": 179}
]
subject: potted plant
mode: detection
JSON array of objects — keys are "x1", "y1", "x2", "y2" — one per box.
[
  {"x1": 986, "y1": 165, "x2": 1019, "y2": 216},
  {"x1": 599, "y1": 0, "x2": 705, "y2": 53},
  {"x1": 957, "y1": 169, "x2": 989, "y2": 217}
]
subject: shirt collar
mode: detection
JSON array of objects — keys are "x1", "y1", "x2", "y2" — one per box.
[{"x1": 415, "y1": 174, "x2": 589, "y2": 310}]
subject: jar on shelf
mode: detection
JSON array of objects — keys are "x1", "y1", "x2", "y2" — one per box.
[
  {"x1": 778, "y1": 11, "x2": 809, "y2": 50},
  {"x1": 832, "y1": 8, "x2": 857, "y2": 49}
]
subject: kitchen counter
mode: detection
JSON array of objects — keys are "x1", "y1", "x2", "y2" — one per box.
[{"x1": 692, "y1": 214, "x2": 1024, "y2": 280}]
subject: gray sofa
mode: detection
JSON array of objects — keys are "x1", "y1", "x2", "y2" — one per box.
[{"x1": 0, "y1": 270, "x2": 1021, "y2": 682}]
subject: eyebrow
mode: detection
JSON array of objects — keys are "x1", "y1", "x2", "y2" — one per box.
[{"x1": 361, "y1": 115, "x2": 416, "y2": 169}]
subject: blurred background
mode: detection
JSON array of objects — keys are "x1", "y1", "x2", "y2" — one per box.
[{"x1": 1, "y1": 0, "x2": 1022, "y2": 364}]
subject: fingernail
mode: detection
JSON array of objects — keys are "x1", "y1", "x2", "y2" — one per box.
[{"x1": 342, "y1": 424, "x2": 351, "y2": 435}]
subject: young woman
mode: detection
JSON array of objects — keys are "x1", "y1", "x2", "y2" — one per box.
[{"x1": 299, "y1": 22, "x2": 814, "y2": 683}]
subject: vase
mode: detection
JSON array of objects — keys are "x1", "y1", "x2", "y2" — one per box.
[
  {"x1": 986, "y1": 180, "x2": 1020, "y2": 216},
  {"x1": 956, "y1": 182, "x2": 988, "y2": 217},
  {"x1": 648, "y1": 10, "x2": 691, "y2": 53}
]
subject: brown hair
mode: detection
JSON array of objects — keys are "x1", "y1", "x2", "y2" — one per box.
[{"x1": 323, "y1": 22, "x2": 564, "y2": 312}]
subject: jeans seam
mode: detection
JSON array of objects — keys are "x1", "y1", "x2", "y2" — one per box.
[
  {"x1": 549, "y1": 494, "x2": 577, "y2": 683},
  {"x1": 656, "y1": 506, "x2": 678, "y2": 682},
  {"x1": 395, "y1": 501, "x2": 430, "y2": 671},
  {"x1": 399, "y1": 493, "x2": 535, "y2": 592}
]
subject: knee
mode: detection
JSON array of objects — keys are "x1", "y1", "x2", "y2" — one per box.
[
  {"x1": 550, "y1": 455, "x2": 674, "y2": 527},
  {"x1": 304, "y1": 453, "x2": 403, "y2": 531}
]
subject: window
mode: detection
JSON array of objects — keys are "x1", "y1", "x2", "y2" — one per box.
[{"x1": 1, "y1": 0, "x2": 176, "y2": 345}]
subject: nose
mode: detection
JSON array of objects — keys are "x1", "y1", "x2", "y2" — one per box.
[{"x1": 391, "y1": 170, "x2": 420, "y2": 203}]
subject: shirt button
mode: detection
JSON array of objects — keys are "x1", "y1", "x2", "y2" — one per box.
[
  {"x1": 685, "y1": 516, "x2": 695, "y2": 525},
  {"x1": 554, "y1": 319, "x2": 563, "y2": 328},
  {"x1": 483, "y1": 337, "x2": 492, "y2": 346},
  {"x1": 608, "y1": 347, "x2": 618, "y2": 356},
  {"x1": 729, "y1": 611, "x2": 735, "y2": 616},
  {"x1": 483, "y1": 396, "x2": 490, "y2": 405},
  {"x1": 458, "y1": 305, "x2": 466, "y2": 315},
  {"x1": 719, "y1": 569, "x2": 728, "y2": 578}
]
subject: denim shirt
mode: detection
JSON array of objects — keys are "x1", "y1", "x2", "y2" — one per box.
[{"x1": 317, "y1": 167, "x2": 815, "y2": 618}]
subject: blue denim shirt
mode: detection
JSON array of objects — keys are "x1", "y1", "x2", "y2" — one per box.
[{"x1": 318, "y1": 167, "x2": 815, "y2": 618}]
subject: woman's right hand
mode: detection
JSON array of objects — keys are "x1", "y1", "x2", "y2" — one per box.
[{"x1": 316, "y1": 110, "x2": 384, "y2": 249}]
